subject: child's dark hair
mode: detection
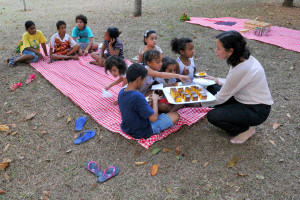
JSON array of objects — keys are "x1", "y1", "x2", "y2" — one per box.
[
  {"x1": 216, "y1": 30, "x2": 251, "y2": 67},
  {"x1": 143, "y1": 30, "x2": 156, "y2": 45},
  {"x1": 143, "y1": 49, "x2": 161, "y2": 65},
  {"x1": 105, "y1": 56, "x2": 127, "y2": 75},
  {"x1": 170, "y1": 37, "x2": 193, "y2": 54},
  {"x1": 161, "y1": 56, "x2": 178, "y2": 72},
  {"x1": 25, "y1": 21, "x2": 35, "y2": 29},
  {"x1": 107, "y1": 27, "x2": 121, "y2": 39},
  {"x1": 56, "y1": 20, "x2": 66, "y2": 29},
  {"x1": 126, "y1": 63, "x2": 148, "y2": 83},
  {"x1": 76, "y1": 14, "x2": 88, "y2": 24}
]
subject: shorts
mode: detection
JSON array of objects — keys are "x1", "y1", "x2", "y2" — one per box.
[
  {"x1": 150, "y1": 113, "x2": 173, "y2": 134},
  {"x1": 78, "y1": 42, "x2": 89, "y2": 49},
  {"x1": 22, "y1": 49, "x2": 39, "y2": 63}
]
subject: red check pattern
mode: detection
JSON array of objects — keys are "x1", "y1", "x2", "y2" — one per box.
[{"x1": 31, "y1": 52, "x2": 212, "y2": 149}]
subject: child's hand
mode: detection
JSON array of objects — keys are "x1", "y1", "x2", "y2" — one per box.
[
  {"x1": 38, "y1": 53, "x2": 44, "y2": 60},
  {"x1": 182, "y1": 66, "x2": 189, "y2": 75},
  {"x1": 84, "y1": 50, "x2": 89, "y2": 56},
  {"x1": 151, "y1": 93, "x2": 159, "y2": 102},
  {"x1": 178, "y1": 75, "x2": 190, "y2": 83},
  {"x1": 112, "y1": 100, "x2": 118, "y2": 106},
  {"x1": 109, "y1": 38, "x2": 115, "y2": 46}
]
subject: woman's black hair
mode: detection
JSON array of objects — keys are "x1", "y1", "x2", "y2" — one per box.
[
  {"x1": 216, "y1": 30, "x2": 251, "y2": 67},
  {"x1": 76, "y1": 14, "x2": 88, "y2": 24},
  {"x1": 143, "y1": 30, "x2": 156, "y2": 45},
  {"x1": 170, "y1": 37, "x2": 193, "y2": 54},
  {"x1": 143, "y1": 49, "x2": 161, "y2": 65},
  {"x1": 107, "y1": 27, "x2": 121, "y2": 39},
  {"x1": 25, "y1": 21, "x2": 35, "y2": 29},
  {"x1": 105, "y1": 55, "x2": 127, "y2": 75},
  {"x1": 126, "y1": 63, "x2": 148, "y2": 83},
  {"x1": 56, "y1": 20, "x2": 66, "y2": 29},
  {"x1": 161, "y1": 56, "x2": 177, "y2": 72}
]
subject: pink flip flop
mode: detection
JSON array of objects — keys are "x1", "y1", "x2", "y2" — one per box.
[
  {"x1": 25, "y1": 73, "x2": 36, "y2": 84},
  {"x1": 10, "y1": 82, "x2": 22, "y2": 91}
]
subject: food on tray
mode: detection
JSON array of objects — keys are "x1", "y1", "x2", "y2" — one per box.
[
  {"x1": 183, "y1": 94, "x2": 190, "y2": 102},
  {"x1": 174, "y1": 95, "x2": 182, "y2": 102},
  {"x1": 199, "y1": 71, "x2": 206, "y2": 76},
  {"x1": 199, "y1": 92, "x2": 207, "y2": 100},
  {"x1": 170, "y1": 88, "x2": 178, "y2": 98},
  {"x1": 192, "y1": 94, "x2": 198, "y2": 101},
  {"x1": 185, "y1": 87, "x2": 192, "y2": 95},
  {"x1": 177, "y1": 87, "x2": 184, "y2": 92}
]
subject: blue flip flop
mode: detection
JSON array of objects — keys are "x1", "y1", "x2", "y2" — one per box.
[
  {"x1": 86, "y1": 161, "x2": 103, "y2": 177},
  {"x1": 74, "y1": 130, "x2": 95, "y2": 144},
  {"x1": 8, "y1": 59, "x2": 16, "y2": 67},
  {"x1": 75, "y1": 116, "x2": 87, "y2": 131},
  {"x1": 97, "y1": 166, "x2": 119, "y2": 183}
]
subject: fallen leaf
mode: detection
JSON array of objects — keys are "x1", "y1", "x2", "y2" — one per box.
[
  {"x1": 162, "y1": 147, "x2": 171, "y2": 152},
  {"x1": 0, "y1": 125, "x2": 10, "y2": 132},
  {"x1": 166, "y1": 187, "x2": 173, "y2": 194},
  {"x1": 192, "y1": 160, "x2": 198, "y2": 164},
  {"x1": 4, "y1": 173, "x2": 10, "y2": 181},
  {"x1": 256, "y1": 175, "x2": 265, "y2": 180},
  {"x1": 272, "y1": 123, "x2": 280, "y2": 130},
  {"x1": 96, "y1": 130, "x2": 100, "y2": 136},
  {"x1": 11, "y1": 131, "x2": 17, "y2": 136},
  {"x1": 151, "y1": 147, "x2": 161, "y2": 155},
  {"x1": 3, "y1": 144, "x2": 10, "y2": 152},
  {"x1": 175, "y1": 147, "x2": 180, "y2": 156},
  {"x1": 286, "y1": 113, "x2": 291, "y2": 118},
  {"x1": 151, "y1": 164, "x2": 158, "y2": 176},
  {"x1": 237, "y1": 173, "x2": 248, "y2": 176},
  {"x1": 279, "y1": 136, "x2": 284, "y2": 142},
  {"x1": 227, "y1": 157, "x2": 238, "y2": 168},
  {"x1": 74, "y1": 134, "x2": 78, "y2": 139},
  {"x1": 269, "y1": 140, "x2": 276, "y2": 146},
  {"x1": 204, "y1": 161, "x2": 210, "y2": 167},
  {"x1": 43, "y1": 191, "x2": 50, "y2": 197},
  {"x1": 176, "y1": 156, "x2": 181, "y2": 160},
  {"x1": 9, "y1": 123, "x2": 17, "y2": 128},
  {"x1": 66, "y1": 149, "x2": 72, "y2": 153},
  {"x1": 168, "y1": 26, "x2": 172, "y2": 28},
  {"x1": 25, "y1": 112, "x2": 36, "y2": 120},
  {"x1": 135, "y1": 161, "x2": 148, "y2": 166},
  {"x1": 67, "y1": 116, "x2": 71, "y2": 123},
  {"x1": 6, "y1": 110, "x2": 12, "y2": 114},
  {"x1": 39, "y1": 130, "x2": 47, "y2": 135},
  {"x1": 0, "y1": 190, "x2": 6, "y2": 194},
  {"x1": 279, "y1": 159, "x2": 284, "y2": 162},
  {"x1": 0, "y1": 158, "x2": 12, "y2": 170}
]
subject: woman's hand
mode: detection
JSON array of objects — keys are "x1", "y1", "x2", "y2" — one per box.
[{"x1": 204, "y1": 76, "x2": 219, "y2": 84}]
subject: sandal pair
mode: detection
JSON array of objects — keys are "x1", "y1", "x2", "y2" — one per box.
[{"x1": 86, "y1": 161, "x2": 119, "y2": 183}]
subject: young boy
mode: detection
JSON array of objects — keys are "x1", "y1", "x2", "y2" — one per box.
[
  {"x1": 72, "y1": 14, "x2": 98, "y2": 56},
  {"x1": 8, "y1": 21, "x2": 48, "y2": 67},
  {"x1": 49, "y1": 21, "x2": 80, "y2": 62},
  {"x1": 118, "y1": 63, "x2": 180, "y2": 139}
]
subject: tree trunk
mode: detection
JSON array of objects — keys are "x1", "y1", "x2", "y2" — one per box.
[
  {"x1": 282, "y1": 0, "x2": 293, "y2": 7},
  {"x1": 134, "y1": 0, "x2": 142, "y2": 17},
  {"x1": 23, "y1": 0, "x2": 26, "y2": 11}
]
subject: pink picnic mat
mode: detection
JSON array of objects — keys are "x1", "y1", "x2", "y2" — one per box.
[
  {"x1": 186, "y1": 17, "x2": 300, "y2": 53},
  {"x1": 30, "y1": 54, "x2": 211, "y2": 149}
]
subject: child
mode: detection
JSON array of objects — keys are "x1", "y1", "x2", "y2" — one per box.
[
  {"x1": 72, "y1": 14, "x2": 98, "y2": 56},
  {"x1": 118, "y1": 63, "x2": 180, "y2": 139},
  {"x1": 90, "y1": 27, "x2": 124, "y2": 67},
  {"x1": 170, "y1": 37, "x2": 195, "y2": 80},
  {"x1": 137, "y1": 30, "x2": 163, "y2": 63},
  {"x1": 140, "y1": 49, "x2": 190, "y2": 96},
  {"x1": 49, "y1": 21, "x2": 80, "y2": 62},
  {"x1": 155, "y1": 56, "x2": 179, "y2": 87},
  {"x1": 8, "y1": 21, "x2": 48, "y2": 67}
]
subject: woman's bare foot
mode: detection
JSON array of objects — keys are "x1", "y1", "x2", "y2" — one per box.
[
  {"x1": 230, "y1": 127, "x2": 256, "y2": 144},
  {"x1": 72, "y1": 55, "x2": 79, "y2": 60}
]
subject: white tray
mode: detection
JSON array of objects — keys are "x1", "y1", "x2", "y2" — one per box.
[
  {"x1": 193, "y1": 78, "x2": 216, "y2": 86},
  {"x1": 162, "y1": 85, "x2": 216, "y2": 104}
]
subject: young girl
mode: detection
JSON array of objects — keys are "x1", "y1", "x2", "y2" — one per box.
[
  {"x1": 90, "y1": 27, "x2": 124, "y2": 67},
  {"x1": 137, "y1": 30, "x2": 163, "y2": 63},
  {"x1": 170, "y1": 37, "x2": 195, "y2": 80},
  {"x1": 155, "y1": 56, "x2": 179, "y2": 87},
  {"x1": 8, "y1": 21, "x2": 48, "y2": 67},
  {"x1": 140, "y1": 49, "x2": 190, "y2": 97}
]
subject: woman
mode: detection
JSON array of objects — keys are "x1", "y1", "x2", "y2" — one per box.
[{"x1": 203, "y1": 31, "x2": 273, "y2": 144}]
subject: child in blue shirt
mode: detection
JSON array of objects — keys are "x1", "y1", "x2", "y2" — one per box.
[
  {"x1": 72, "y1": 14, "x2": 98, "y2": 56},
  {"x1": 118, "y1": 63, "x2": 180, "y2": 139}
]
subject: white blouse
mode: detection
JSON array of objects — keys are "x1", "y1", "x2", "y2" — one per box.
[{"x1": 202, "y1": 56, "x2": 273, "y2": 107}]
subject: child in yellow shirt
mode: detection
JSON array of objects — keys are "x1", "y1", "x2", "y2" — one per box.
[{"x1": 8, "y1": 21, "x2": 48, "y2": 67}]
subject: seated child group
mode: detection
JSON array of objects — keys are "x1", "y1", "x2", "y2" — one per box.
[{"x1": 10, "y1": 15, "x2": 205, "y2": 140}]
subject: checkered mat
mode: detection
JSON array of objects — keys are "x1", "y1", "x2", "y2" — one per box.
[
  {"x1": 187, "y1": 17, "x2": 300, "y2": 53},
  {"x1": 30, "y1": 54, "x2": 212, "y2": 149}
]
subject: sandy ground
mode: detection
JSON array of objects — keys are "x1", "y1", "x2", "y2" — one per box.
[{"x1": 0, "y1": 0, "x2": 299, "y2": 199}]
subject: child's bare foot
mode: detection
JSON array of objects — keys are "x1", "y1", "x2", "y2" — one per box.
[
  {"x1": 72, "y1": 55, "x2": 79, "y2": 60},
  {"x1": 112, "y1": 100, "x2": 118, "y2": 106},
  {"x1": 78, "y1": 49, "x2": 83, "y2": 56},
  {"x1": 89, "y1": 61, "x2": 100, "y2": 65},
  {"x1": 230, "y1": 127, "x2": 256, "y2": 144}
]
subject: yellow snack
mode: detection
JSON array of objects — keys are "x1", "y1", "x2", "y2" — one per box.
[
  {"x1": 199, "y1": 71, "x2": 206, "y2": 76},
  {"x1": 174, "y1": 95, "x2": 182, "y2": 102}
]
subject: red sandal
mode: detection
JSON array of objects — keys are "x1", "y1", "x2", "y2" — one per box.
[
  {"x1": 25, "y1": 73, "x2": 36, "y2": 84},
  {"x1": 10, "y1": 82, "x2": 22, "y2": 91}
]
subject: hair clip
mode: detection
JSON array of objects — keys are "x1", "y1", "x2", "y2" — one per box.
[{"x1": 144, "y1": 30, "x2": 150, "y2": 37}]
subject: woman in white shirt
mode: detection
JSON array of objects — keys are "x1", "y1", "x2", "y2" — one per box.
[{"x1": 203, "y1": 31, "x2": 273, "y2": 144}]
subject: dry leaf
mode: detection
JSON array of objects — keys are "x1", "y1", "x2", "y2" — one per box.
[
  {"x1": 175, "y1": 147, "x2": 180, "y2": 156},
  {"x1": 192, "y1": 160, "x2": 198, "y2": 164},
  {"x1": 4, "y1": 173, "x2": 10, "y2": 181},
  {"x1": 3, "y1": 144, "x2": 10, "y2": 152},
  {"x1": 0, "y1": 125, "x2": 10, "y2": 132},
  {"x1": 272, "y1": 123, "x2": 280, "y2": 130},
  {"x1": 151, "y1": 164, "x2": 158, "y2": 176},
  {"x1": 67, "y1": 116, "x2": 71, "y2": 123},
  {"x1": 286, "y1": 113, "x2": 291, "y2": 118},
  {"x1": 237, "y1": 173, "x2": 248, "y2": 176},
  {"x1": 151, "y1": 147, "x2": 161, "y2": 155},
  {"x1": 43, "y1": 191, "x2": 50, "y2": 197},
  {"x1": 96, "y1": 130, "x2": 100, "y2": 136},
  {"x1": 39, "y1": 130, "x2": 47, "y2": 135},
  {"x1": 227, "y1": 157, "x2": 238, "y2": 168},
  {"x1": 204, "y1": 161, "x2": 210, "y2": 167},
  {"x1": 162, "y1": 147, "x2": 171, "y2": 152},
  {"x1": 0, "y1": 159, "x2": 11, "y2": 170},
  {"x1": 6, "y1": 110, "x2": 12, "y2": 114},
  {"x1": 25, "y1": 112, "x2": 36, "y2": 120},
  {"x1": 11, "y1": 131, "x2": 17, "y2": 136},
  {"x1": 74, "y1": 134, "x2": 78, "y2": 139},
  {"x1": 9, "y1": 123, "x2": 17, "y2": 128},
  {"x1": 135, "y1": 161, "x2": 148, "y2": 166},
  {"x1": 269, "y1": 140, "x2": 276, "y2": 146},
  {"x1": 166, "y1": 187, "x2": 173, "y2": 194},
  {"x1": 0, "y1": 190, "x2": 6, "y2": 194},
  {"x1": 256, "y1": 175, "x2": 265, "y2": 180},
  {"x1": 279, "y1": 136, "x2": 284, "y2": 142},
  {"x1": 66, "y1": 149, "x2": 72, "y2": 153}
]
